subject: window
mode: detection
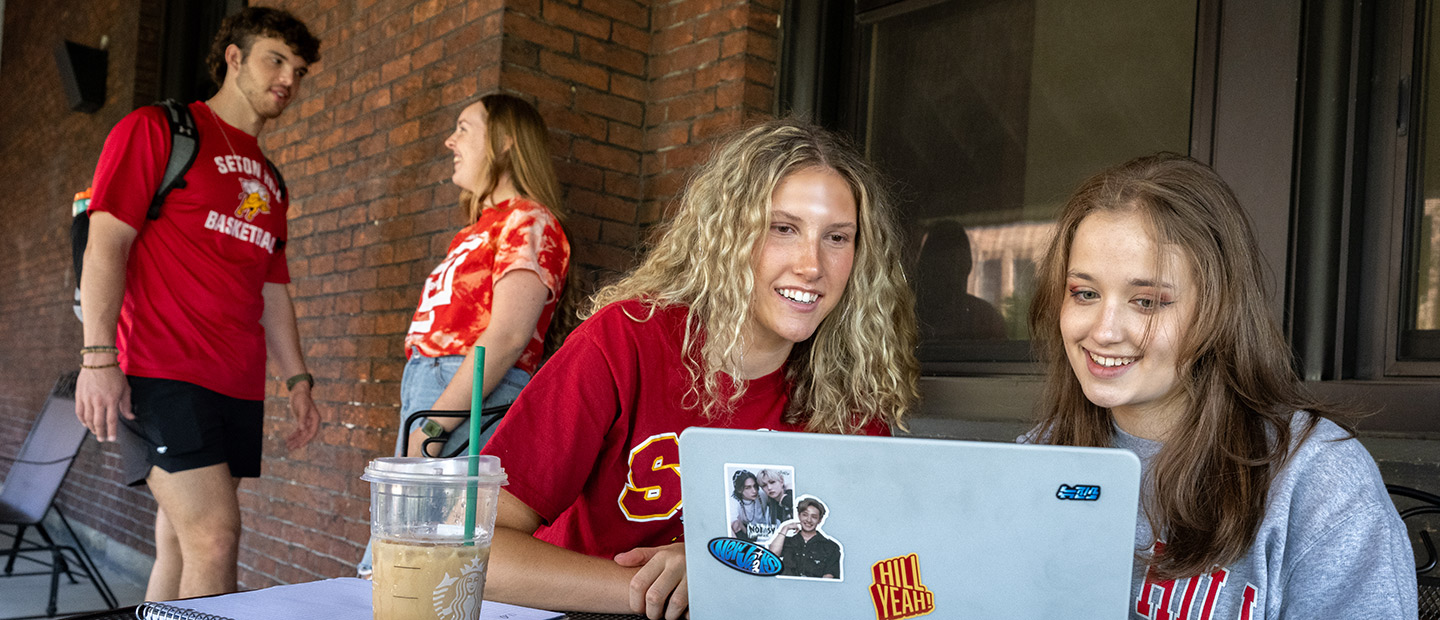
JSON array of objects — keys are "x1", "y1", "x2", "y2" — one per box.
[
  {"x1": 784, "y1": 1, "x2": 1440, "y2": 431},
  {"x1": 791, "y1": 0, "x2": 1203, "y2": 372},
  {"x1": 1355, "y1": 0, "x2": 1440, "y2": 383},
  {"x1": 159, "y1": 0, "x2": 246, "y2": 102},
  {"x1": 1402, "y1": 0, "x2": 1440, "y2": 361}
]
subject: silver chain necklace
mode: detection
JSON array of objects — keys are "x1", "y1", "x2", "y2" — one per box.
[{"x1": 206, "y1": 103, "x2": 242, "y2": 162}]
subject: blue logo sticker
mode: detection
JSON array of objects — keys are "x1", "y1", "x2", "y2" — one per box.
[
  {"x1": 707, "y1": 537, "x2": 782, "y2": 576},
  {"x1": 1056, "y1": 484, "x2": 1102, "y2": 501}
]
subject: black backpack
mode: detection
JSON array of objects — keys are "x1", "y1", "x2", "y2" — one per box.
[{"x1": 70, "y1": 99, "x2": 286, "y2": 320}]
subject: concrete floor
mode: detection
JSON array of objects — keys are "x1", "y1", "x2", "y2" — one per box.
[{"x1": 0, "y1": 525, "x2": 146, "y2": 619}]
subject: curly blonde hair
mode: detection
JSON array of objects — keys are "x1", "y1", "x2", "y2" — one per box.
[{"x1": 590, "y1": 118, "x2": 919, "y2": 433}]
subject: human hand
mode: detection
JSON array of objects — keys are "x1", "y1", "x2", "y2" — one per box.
[
  {"x1": 75, "y1": 365, "x2": 132, "y2": 442},
  {"x1": 285, "y1": 383, "x2": 320, "y2": 451},
  {"x1": 777, "y1": 520, "x2": 801, "y2": 537},
  {"x1": 730, "y1": 518, "x2": 744, "y2": 535},
  {"x1": 615, "y1": 543, "x2": 688, "y2": 620}
]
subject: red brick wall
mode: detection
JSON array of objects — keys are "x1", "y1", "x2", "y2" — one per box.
[
  {"x1": 0, "y1": 0, "x2": 780, "y2": 587},
  {"x1": 645, "y1": 0, "x2": 780, "y2": 222},
  {"x1": 0, "y1": 0, "x2": 168, "y2": 561}
]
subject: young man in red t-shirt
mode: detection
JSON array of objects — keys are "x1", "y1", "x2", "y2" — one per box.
[{"x1": 75, "y1": 8, "x2": 322, "y2": 601}]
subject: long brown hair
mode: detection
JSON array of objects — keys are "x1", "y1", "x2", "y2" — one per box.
[
  {"x1": 589, "y1": 118, "x2": 919, "y2": 433},
  {"x1": 456, "y1": 93, "x2": 577, "y2": 354},
  {"x1": 1028, "y1": 152, "x2": 1355, "y2": 579},
  {"x1": 459, "y1": 93, "x2": 565, "y2": 222}
]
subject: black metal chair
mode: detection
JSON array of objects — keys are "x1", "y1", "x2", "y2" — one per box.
[
  {"x1": 1387, "y1": 484, "x2": 1440, "y2": 619},
  {"x1": 400, "y1": 403, "x2": 511, "y2": 458},
  {"x1": 0, "y1": 372, "x2": 118, "y2": 618}
]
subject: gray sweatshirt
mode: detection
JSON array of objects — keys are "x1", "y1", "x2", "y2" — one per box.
[{"x1": 1115, "y1": 414, "x2": 1417, "y2": 620}]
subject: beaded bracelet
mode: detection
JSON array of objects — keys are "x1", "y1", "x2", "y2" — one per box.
[
  {"x1": 81, "y1": 345, "x2": 119, "y2": 355},
  {"x1": 81, "y1": 361, "x2": 120, "y2": 370}
]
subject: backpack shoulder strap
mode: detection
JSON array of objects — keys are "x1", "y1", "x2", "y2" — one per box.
[
  {"x1": 265, "y1": 159, "x2": 287, "y2": 204},
  {"x1": 265, "y1": 159, "x2": 288, "y2": 253},
  {"x1": 148, "y1": 99, "x2": 199, "y2": 220}
]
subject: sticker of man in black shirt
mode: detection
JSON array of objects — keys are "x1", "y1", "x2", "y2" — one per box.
[{"x1": 768, "y1": 496, "x2": 842, "y2": 580}]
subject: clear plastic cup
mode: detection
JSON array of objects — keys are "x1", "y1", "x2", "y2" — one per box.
[{"x1": 363, "y1": 456, "x2": 506, "y2": 620}]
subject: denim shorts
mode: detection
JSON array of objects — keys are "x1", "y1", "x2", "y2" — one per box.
[
  {"x1": 395, "y1": 348, "x2": 530, "y2": 457},
  {"x1": 360, "y1": 350, "x2": 530, "y2": 574}
]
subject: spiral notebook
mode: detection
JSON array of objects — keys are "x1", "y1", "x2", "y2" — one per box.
[{"x1": 133, "y1": 577, "x2": 561, "y2": 620}]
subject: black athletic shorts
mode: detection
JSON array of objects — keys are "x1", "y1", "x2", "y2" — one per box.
[{"x1": 117, "y1": 376, "x2": 264, "y2": 486}]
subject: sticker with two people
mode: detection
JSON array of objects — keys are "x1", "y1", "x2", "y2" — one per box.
[
  {"x1": 715, "y1": 463, "x2": 844, "y2": 581},
  {"x1": 726, "y1": 465, "x2": 792, "y2": 542}
]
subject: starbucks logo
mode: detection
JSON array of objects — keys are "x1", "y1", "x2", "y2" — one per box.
[{"x1": 431, "y1": 556, "x2": 486, "y2": 619}]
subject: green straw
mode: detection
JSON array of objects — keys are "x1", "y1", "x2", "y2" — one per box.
[{"x1": 464, "y1": 344, "x2": 485, "y2": 545}]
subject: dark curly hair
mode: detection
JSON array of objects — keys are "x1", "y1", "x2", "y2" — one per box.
[{"x1": 206, "y1": 7, "x2": 321, "y2": 86}]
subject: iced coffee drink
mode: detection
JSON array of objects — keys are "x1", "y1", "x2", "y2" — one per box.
[{"x1": 372, "y1": 538, "x2": 491, "y2": 620}]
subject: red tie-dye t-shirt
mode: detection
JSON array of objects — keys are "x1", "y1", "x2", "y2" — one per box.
[{"x1": 404, "y1": 197, "x2": 569, "y2": 374}]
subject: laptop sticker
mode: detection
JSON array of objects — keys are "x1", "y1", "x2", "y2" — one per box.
[
  {"x1": 1056, "y1": 484, "x2": 1102, "y2": 501},
  {"x1": 706, "y1": 537, "x2": 782, "y2": 576},
  {"x1": 723, "y1": 464, "x2": 794, "y2": 543},
  {"x1": 869, "y1": 553, "x2": 935, "y2": 620},
  {"x1": 771, "y1": 495, "x2": 844, "y2": 581}
]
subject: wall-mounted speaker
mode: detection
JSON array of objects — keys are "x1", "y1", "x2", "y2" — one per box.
[{"x1": 54, "y1": 40, "x2": 107, "y2": 113}]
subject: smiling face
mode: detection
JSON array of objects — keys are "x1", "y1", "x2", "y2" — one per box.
[
  {"x1": 743, "y1": 167, "x2": 858, "y2": 364},
  {"x1": 1060, "y1": 209, "x2": 1195, "y2": 440},
  {"x1": 798, "y1": 505, "x2": 822, "y2": 533},
  {"x1": 231, "y1": 36, "x2": 307, "y2": 120},
  {"x1": 444, "y1": 102, "x2": 490, "y2": 193}
]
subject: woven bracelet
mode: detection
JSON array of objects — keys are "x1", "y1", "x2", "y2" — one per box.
[{"x1": 285, "y1": 372, "x2": 315, "y2": 391}]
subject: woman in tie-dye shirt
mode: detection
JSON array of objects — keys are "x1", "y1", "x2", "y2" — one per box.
[
  {"x1": 398, "y1": 93, "x2": 570, "y2": 458},
  {"x1": 357, "y1": 93, "x2": 569, "y2": 576}
]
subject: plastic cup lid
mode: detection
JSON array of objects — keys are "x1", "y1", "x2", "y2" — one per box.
[{"x1": 360, "y1": 455, "x2": 507, "y2": 486}]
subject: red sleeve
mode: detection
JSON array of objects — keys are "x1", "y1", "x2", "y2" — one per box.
[
  {"x1": 481, "y1": 310, "x2": 627, "y2": 523},
  {"x1": 266, "y1": 242, "x2": 291, "y2": 284},
  {"x1": 493, "y1": 203, "x2": 566, "y2": 300},
  {"x1": 88, "y1": 106, "x2": 170, "y2": 231},
  {"x1": 265, "y1": 167, "x2": 292, "y2": 284}
]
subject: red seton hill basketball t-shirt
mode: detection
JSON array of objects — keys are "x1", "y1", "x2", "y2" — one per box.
[{"x1": 89, "y1": 102, "x2": 289, "y2": 401}]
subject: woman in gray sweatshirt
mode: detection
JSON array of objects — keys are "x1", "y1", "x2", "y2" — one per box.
[{"x1": 1026, "y1": 152, "x2": 1417, "y2": 620}]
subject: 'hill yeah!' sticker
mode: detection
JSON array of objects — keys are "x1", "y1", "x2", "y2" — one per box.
[{"x1": 869, "y1": 554, "x2": 935, "y2": 620}]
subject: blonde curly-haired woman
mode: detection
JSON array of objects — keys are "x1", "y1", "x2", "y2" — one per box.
[{"x1": 480, "y1": 118, "x2": 920, "y2": 619}]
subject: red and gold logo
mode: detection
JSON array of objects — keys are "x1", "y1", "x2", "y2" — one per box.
[
  {"x1": 235, "y1": 178, "x2": 271, "y2": 222},
  {"x1": 616, "y1": 433, "x2": 681, "y2": 522},
  {"x1": 869, "y1": 554, "x2": 935, "y2": 620}
]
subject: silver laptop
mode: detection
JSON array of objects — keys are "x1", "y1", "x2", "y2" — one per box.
[{"x1": 679, "y1": 428, "x2": 1141, "y2": 619}]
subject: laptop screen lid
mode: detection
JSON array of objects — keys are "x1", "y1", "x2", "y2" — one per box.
[{"x1": 679, "y1": 428, "x2": 1141, "y2": 619}]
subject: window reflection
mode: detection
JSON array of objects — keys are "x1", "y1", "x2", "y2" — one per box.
[
  {"x1": 860, "y1": 0, "x2": 1196, "y2": 364},
  {"x1": 1414, "y1": 199, "x2": 1440, "y2": 331},
  {"x1": 1409, "y1": 0, "x2": 1440, "y2": 348}
]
